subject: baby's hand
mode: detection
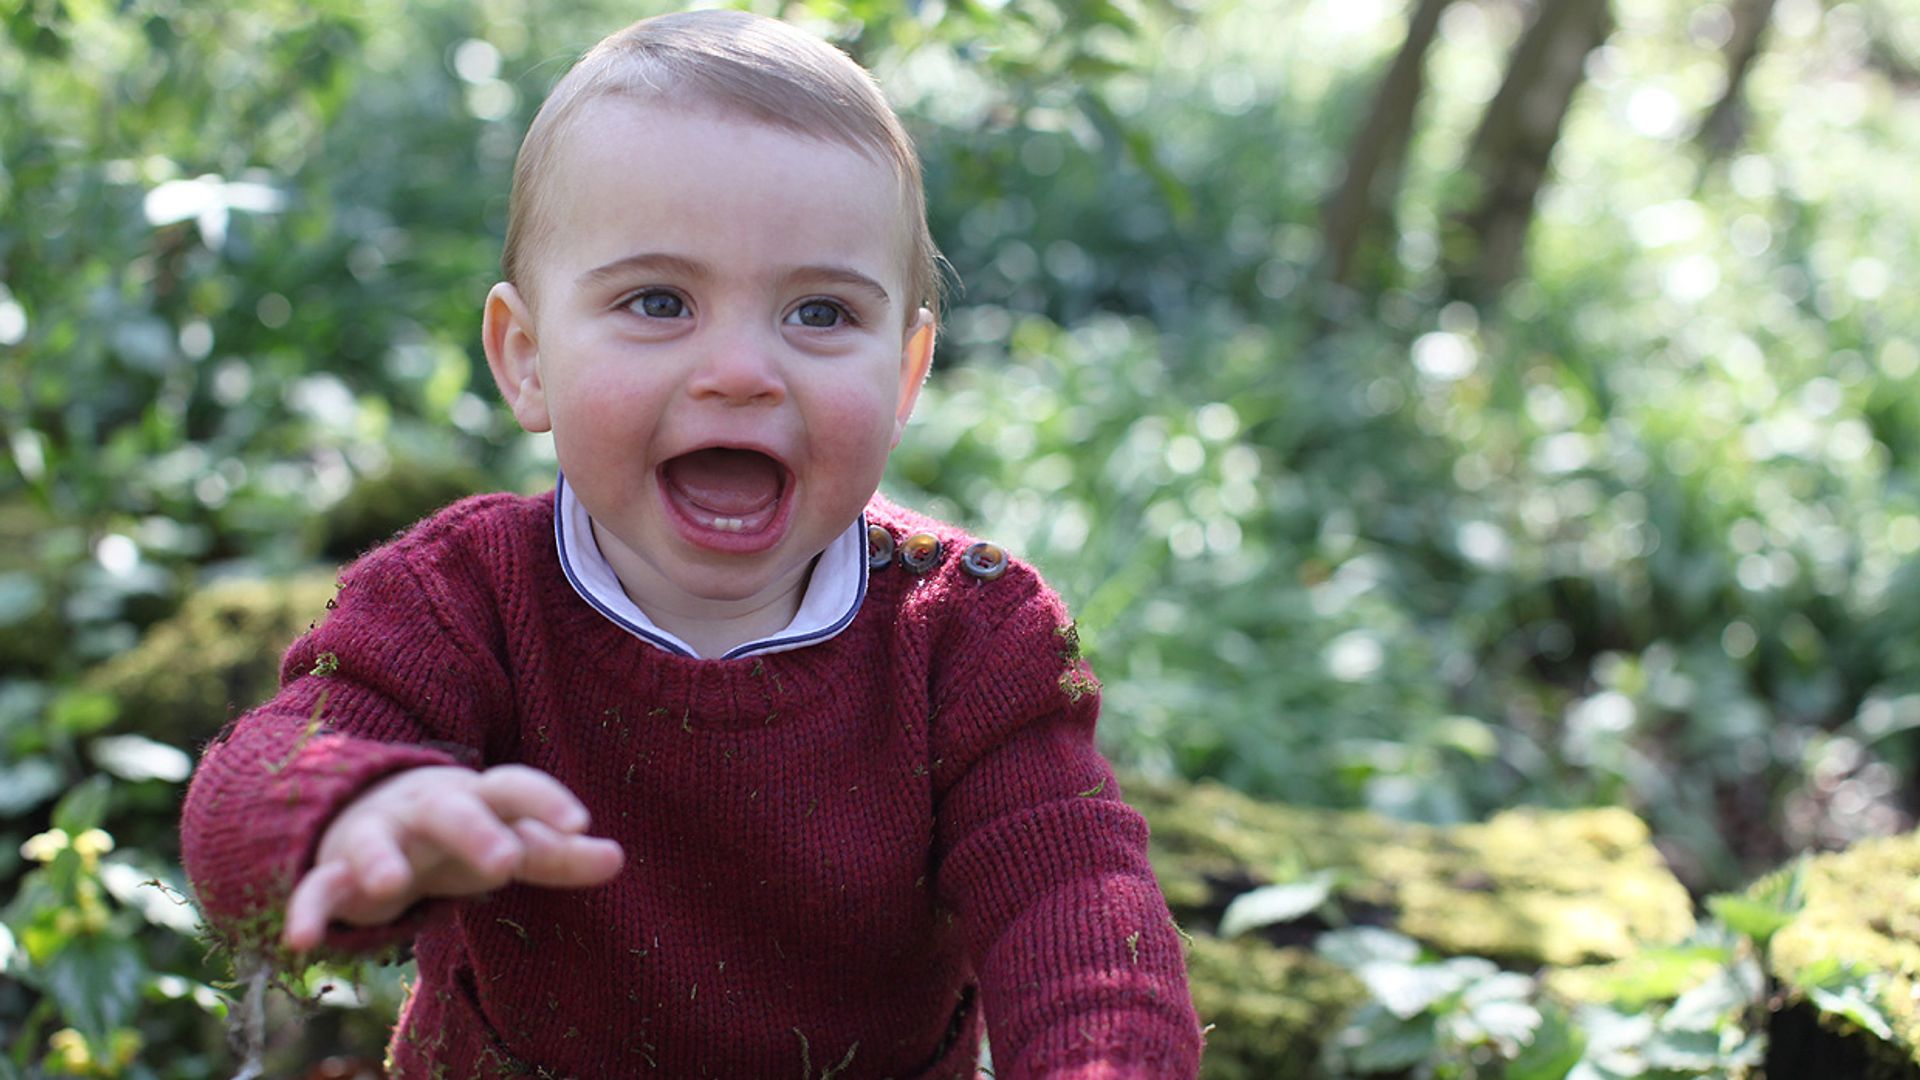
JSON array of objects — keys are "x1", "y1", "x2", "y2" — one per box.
[{"x1": 283, "y1": 764, "x2": 624, "y2": 951}]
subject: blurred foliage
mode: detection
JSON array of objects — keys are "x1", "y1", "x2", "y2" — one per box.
[{"x1": 4, "y1": 0, "x2": 1920, "y2": 1072}]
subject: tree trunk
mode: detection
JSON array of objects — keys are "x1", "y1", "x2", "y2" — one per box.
[
  {"x1": 1318, "y1": 0, "x2": 1460, "y2": 290},
  {"x1": 1444, "y1": 0, "x2": 1615, "y2": 304},
  {"x1": 1695, "y1": 0, "x2": 1779, "y2": 159}
]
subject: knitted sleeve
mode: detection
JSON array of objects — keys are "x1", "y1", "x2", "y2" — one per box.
[
  {"x1": 179, "y1": 520, "x2": 513, "y2": 957},
  {"x1": 929, "y1": 567, "x2": 1203, "y2": 1079}
]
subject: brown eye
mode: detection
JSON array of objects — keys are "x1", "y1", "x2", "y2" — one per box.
[
  {"x1": 632, "y1": 291, "x2": 686, "y2": 318},
  {"x1": 789, "y1": 300, "x2": 845, "y2": 328}
]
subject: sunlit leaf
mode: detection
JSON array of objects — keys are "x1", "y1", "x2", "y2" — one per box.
[
  {"x1": 89, "y1": 734, "x2": 193, "y2": 783},
  {"x1": 1217, "y1": 871, "x2": 1336, "y2": 938},
  {"x1": 1317, "y1": 926, "x2": 1422, "y2": 969},
  {"x1": 1358, "y1": 959, "x2": 1480, "y2": 1020}
]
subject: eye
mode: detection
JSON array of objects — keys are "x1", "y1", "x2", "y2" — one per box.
[
  {"x1": 787, "y1": 300, "x2": 850, "y2": 329},
  {"x1": 626, "y1": 289, "x2": 688, "y2": 319}
]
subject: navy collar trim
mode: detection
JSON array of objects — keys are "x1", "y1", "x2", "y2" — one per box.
[{"x1": 552, "y1": 472, "x2": 868, "y2": 660}]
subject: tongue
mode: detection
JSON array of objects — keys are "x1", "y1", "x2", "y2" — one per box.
[{"x1": 663, "y1": 448, "x2": 782, "y2": 514}]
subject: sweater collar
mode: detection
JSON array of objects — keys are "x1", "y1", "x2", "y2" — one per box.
[{"x1": 553, "y1": 472, "x2": 867, "y2": 660}]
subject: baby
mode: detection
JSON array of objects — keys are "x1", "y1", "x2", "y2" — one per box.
[{"x1": 180, "y1": 10, "x2": 1202, "y2": 1078}]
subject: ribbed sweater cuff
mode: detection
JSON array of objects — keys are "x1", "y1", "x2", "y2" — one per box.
[{"x1": 186, "y1": 734, "x2": 461, "y2": 952}]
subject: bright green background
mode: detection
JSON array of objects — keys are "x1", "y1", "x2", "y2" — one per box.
[{"x1": 3, "y1": 0, "x2": 1918, "y2": 1073}]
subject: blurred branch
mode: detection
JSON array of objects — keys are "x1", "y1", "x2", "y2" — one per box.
[
  {"x1": 1318, "y1": 0, "x2": 1459, "y2": 290},
  {"x1": 1861, "y1": 0, "x2": 1920, "y2": 91},
  {"x1": 1443, "y1": 0, "x2": 1615, "y2": 305},
  {"x1": 1694, "y1": 0, "x2": 1779, "y2": 160}
]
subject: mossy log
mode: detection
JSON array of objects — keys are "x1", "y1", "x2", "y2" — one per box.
[
  {"x1": 1762, "y1": 833, "x2": 1920, "y2": 1078},
  {"x1": 1128, "y1": 777, "x2": 1697, "y2": 1075},
  {"x1": 85, "y1": 574, "x2": 339, "y2": 745}
]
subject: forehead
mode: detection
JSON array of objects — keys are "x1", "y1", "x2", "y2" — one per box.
[{"x1": 530, "y1": 95, "x2": 909, "y2": 290}]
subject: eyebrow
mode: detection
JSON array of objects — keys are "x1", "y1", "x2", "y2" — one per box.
[
  {"x1": 575, "y1": 252, "x2": 893, "y2": 306},
  {"x1": 576, "y1": 252, "x2": 708, "y2": 292}
]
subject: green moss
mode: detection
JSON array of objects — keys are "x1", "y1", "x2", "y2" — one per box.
[
  {"x1": 1768, "y1": 832, "x2": 1920, "y2": 1058},
  {"x1": 1184, "y1": 935, "x2": 1358, "y2": 1080},
  {"x1": 316, "y1": 455, "x2": 487, "y2": 561},
  {"x1": 1132, "y1": 778, "x2": 1694, "y2": 966},
  {"x1": 1126, "y1": 778, "x2": 1696, "y2": 1078},
  {"x1": 84, "y1": 574, "x2": 337, "y2": 745}
]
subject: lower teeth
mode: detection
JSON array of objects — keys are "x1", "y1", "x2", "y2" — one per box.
[{"x1": 708, "y1": 516, "x2": 745, "y2": 532}]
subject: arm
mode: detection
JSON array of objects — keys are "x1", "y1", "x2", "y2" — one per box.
[
  {"x1": 180, "y1": 529, "x2": 608, "y2": 955},
  {"x1": 930, "y1": 575, "x2": 1204, "y2": 1079}
]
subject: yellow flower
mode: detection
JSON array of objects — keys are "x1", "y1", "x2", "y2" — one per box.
[
  {"x1": 46, "y1": 1027, "x2": 93, "y2": 1073},
  {"x1": 20, "y1": 829, "x2": 69, "y2": 863},
  {"x1": 71, "y1": 829, "x2": 115, "y2": 864}
]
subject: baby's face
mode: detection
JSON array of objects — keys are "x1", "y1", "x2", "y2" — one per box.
[{"x1": 490, "y1": 96, "x2": 931, "y2": 625}]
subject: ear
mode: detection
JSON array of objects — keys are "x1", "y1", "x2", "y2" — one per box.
[
  {"x1": 482, "y1": 282, "x2": 551, "y2": 433},
  {"x1": 892, "y1": 307, "x2": 935, "y2": 448}
]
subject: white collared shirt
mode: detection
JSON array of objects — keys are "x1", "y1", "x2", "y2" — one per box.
[{"x1": 553, "y1": 473, "x2": 868, "y2": 660}]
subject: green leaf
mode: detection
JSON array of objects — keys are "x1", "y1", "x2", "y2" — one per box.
[
  {"x1": 1463, "y1": 969, "x2": 1537, "y2": 1006},
  {"x1": 1639, "y1": 1028, "x2": 1727, "y2": 1072},
  {"x1": 1349, "y1": 1008, "x2": 1440, "y2": 1073},
  {"x1": 49, "y1": 689, "x2": 118, "y2": 736},
  {"x1": 1359, "y1": 959, "x2": 1476, "y2": 1020},
  {"x1": 1806, "y1": 975, "x2": 1894, "y2": 1042},
  {"x1": 1661, "y1": 968, "x2": 1753, "y2": 1032},
  {"x1": 43, "y1": 933, "x2": 144, "y2": 1044},
  {"x1": 1317, "y1": 926, "x2": 1422, "y2": 969},
  {"x1": 1706, "y1": 894, "x2": 1798, "y2": 946},
  {"x1": 51, "y1": 774, "x2": 113, "y2": 833},
  {"x1": 1573, "y1": 944, "x2": 1734, "y2": 1009},
  {"x1": 1508, "y1": 1003, "x2": 1588, "y2": 1080},
  {"x1": 1218, "y1": 871, "x2": 1336, "y2": 938},
  {"x1": 1709, "y1": 859, "x2": 1806, "y2": 946},
  {"x1": 1455, "y1": 997, "x2": 1543, "y2": 1048}
]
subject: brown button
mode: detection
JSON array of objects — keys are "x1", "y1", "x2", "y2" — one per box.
[
  {"x1": 961, "y1": 541, "x2": 1008, "y2": 580},
  {"x1": 899, "y1": 532, "x2": 942, "y2": 573},
  {"x1": 867, "y1": 525, "x2": 896, "y2": 570}
]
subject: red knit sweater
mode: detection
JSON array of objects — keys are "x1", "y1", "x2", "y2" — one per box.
[{"x1": 180, "y1": 492, "x2": 1202, "y2": 1079}]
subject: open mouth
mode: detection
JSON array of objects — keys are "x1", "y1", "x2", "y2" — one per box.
[{"x1": 658, "y1": 447, "x2": 792, "y2": 547}]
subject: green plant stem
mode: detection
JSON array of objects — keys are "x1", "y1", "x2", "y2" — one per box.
[{"x1": 7, "y1": 993, "x2": 57, "y2": 1070}]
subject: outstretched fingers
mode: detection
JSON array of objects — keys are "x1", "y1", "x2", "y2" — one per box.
[
  {"x1": 511, "y1": 818, "x2": 625, "y2": 887},
  {"x1": 281, "y1": 764, "x2": 621, "y2": 951},
  {"x1": 475, "y1": 764, "x2": 593, "y2": 833},
  {"x1": 411, "y1": 787, "x2": 526, "y2": 883}
]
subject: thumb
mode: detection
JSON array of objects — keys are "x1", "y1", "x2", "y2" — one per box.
[{"x1": 284, "y1": 860, "x2": 358, "y2": 951}]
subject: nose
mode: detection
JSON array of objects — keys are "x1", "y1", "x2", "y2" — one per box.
[{"x1": 686, "y1": 323, "x2": 786, "y2": 406}]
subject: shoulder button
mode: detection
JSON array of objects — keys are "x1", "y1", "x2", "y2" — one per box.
[
  {"x1": 960, "y1": 541, "x2": 1009, "y2": 581},
  {"x1": 867, "y1": 524, "x2": 896, "y2": 570},
  {"x1": 899, "y1": 532, "x2": 942, "y2": 573}
]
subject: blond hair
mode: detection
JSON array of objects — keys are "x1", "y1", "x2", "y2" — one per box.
[{"x1": 502, "y1": 9, "x2": 943, "y2": 323}]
